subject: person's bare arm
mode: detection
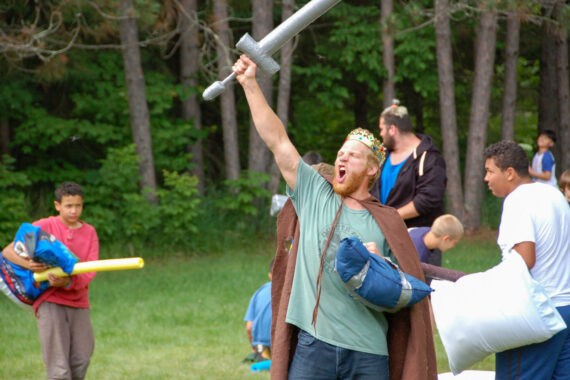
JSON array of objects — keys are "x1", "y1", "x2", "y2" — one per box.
[
  {"x1": 245, "y1": 321, "x2": 254, "y2": 349},
  {"x1": 528, "y1": 167, "x2": 552, "y2": 181},
  {"x1": 47, "y1": 273, "x2": 71, "y2": 288},
  {"x1": 234, "y1": 55, "x2": 301, "y2": 190},
  {"x1": 2, "y1": 242, "x2": 48, "y2": 272},
  {"x1": 512, "y1": 241, "x2": 536, "y2": 269},
  {"x1": 2, "y1": 242, "x2": 29, "y2": 267},
  {"x1": 397, "y1": 200, "x2": 420, "y2": 220}
]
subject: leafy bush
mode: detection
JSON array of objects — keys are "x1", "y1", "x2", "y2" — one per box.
[
  {"x1": 155, "y1": 170, "x2": 201, "y2": 246},
  {"x1": 84, "y1": 145, "x2": 202, "y2": 251},
  {"x1": 215, "y1": 171, "x2": 271, "y2": 217},
  {"x1": 0, "y1": 156, "x2": 31, "y2": 243},
  {"x1": 83, "y1": 144, "x2": 142, "y2": 241}
]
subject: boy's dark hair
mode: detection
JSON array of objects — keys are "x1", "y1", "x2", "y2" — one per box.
[
  {"x1": 540, "y1": 129, "x2": 557, "y2": 143},
  {"x1": 269, "y1": 258, "x2": 275, "y2": 274},
  {"x1": 483, "y1": 141, "x2": 529, "y2": 177},
  {"x1": 54, "y1": 182, "x2": 83, "y2": 202}
]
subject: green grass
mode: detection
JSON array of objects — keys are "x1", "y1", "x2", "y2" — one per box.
[{"x1": 0, "y1": 230, "x2": 501, "y2": 379}]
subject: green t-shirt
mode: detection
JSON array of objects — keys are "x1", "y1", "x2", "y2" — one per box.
[{"x1": 286, "y1": 161, "x2": 394, "y2": 355}]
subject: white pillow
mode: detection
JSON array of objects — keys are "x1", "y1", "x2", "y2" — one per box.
[
  {"x1": 438, "y1": 371, "x2": 495, "y2": 380},
  {"x1": 431, "y1": 251, "x2": 567, "y2": 375}
]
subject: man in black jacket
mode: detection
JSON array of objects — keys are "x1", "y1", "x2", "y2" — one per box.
[{"x1": 371, "y1": 101, "x2": 447, "y2": 229}]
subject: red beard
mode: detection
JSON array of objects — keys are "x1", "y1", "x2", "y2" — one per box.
[{"x1": 333, "y1": 167, "x2": 368, "y2": 197}]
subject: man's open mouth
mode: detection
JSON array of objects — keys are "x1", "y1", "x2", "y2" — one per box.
[{"x1": 337, "y1": 166, "x2": 347, "y2": 183}]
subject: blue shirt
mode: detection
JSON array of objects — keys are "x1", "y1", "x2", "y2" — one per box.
[
  {"x1": 408, "y1": 227, "x2": 432, "y2": 263},
  {"x1": 244, "y1": 281, "x2": 272, "y2": 347},
  {"x1": 380, "y1": 153, "x2": 408, "y2": 204}
]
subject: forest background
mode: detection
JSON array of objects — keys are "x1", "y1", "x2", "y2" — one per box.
[{"x1": 0, "y1": 0, "x2": 569, "y2": 252}]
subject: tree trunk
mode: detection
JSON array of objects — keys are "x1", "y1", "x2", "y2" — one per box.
[
  {"x1": 435, "y1": 0, "x2": 463, "y2": 221},
  {"x1": 381, "y1": 0, "x2": 395, "y2": 108},
  {"x1": 555, "y1": 2, "x2": 569, "y2": 173},
  {"x1": 269, "y1": 0, "x2": 295, "y2": 195},
  {"x1": 414, "y1": 93, "x2": 424, "y2": 134},
  {"x1": 213, "y1": 0, "x2": 241, "y2": 181},
  {"x1": 463, "y1": 4, "x2": 497, "y2": 231},
  {"x1": 119, "y1": 0, "x2": 157, "y2": 202},
  {"x1": 538, "y1": 6, "x2": 559, "y2": 137},
  {"x1": 248, "y1": 0, "x2": 274, "y2": 176},
  {"x1": 354, "y1": 81, "x2": 369, "y2": 128},
  {"x1": 500, "y1": 10, "x2": 520, "y2": 141},
  {"x1": 180, "y1": 0, "x2": 204, "y2": 194},
  {"x1": 0, "y1": 116, "x2": 9, "y2": 156}
]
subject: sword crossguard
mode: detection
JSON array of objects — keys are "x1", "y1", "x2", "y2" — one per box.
[{"x1": 236, "y1": 33, "x2": 281, "y2": 76}]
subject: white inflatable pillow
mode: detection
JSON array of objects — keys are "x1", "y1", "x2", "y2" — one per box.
[{"x1": 431, "y1": 251, "x2": 566, "y2": 375}]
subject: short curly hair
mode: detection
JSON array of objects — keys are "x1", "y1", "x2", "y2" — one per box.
[
  {"x1": 54, "y1": 182, "x2": 83, "y2": 202},
  {"x1": 483, "y1": 141, "x2": 529, "y2": 177}
]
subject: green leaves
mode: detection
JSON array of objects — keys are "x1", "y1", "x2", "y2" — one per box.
[
  {"x1": 0, "y1": 155, "x2": 30, "y2": 243},
  {"x1": 84, "y1": 145, "x2": 202, "y2": 247},
  {"x1": 215, "y1": 171, "x2": 271, "y2": 217}
]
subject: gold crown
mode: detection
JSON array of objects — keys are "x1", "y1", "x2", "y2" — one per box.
[{"x1": 345, "y1": 128, "x2": 386, "y2": 163}]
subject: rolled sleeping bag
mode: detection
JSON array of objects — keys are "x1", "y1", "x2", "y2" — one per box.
[
  {"x1": 421, "y1": 262, "x2": 466, "y2": 283},
  {"x1": 335, "y1": 237, "x2": 433, "y2": 313}
]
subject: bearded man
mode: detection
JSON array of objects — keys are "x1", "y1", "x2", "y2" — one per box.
[
  {"x1": 233, "y1": 55, "x2": 436, "y2": 380},
  {"x1": 371, "y1": 102, "x2": 447, "y2": 229}
]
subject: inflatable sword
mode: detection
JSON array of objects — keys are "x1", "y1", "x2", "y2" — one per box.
[{"x1": 202, "y1": 0, "x2": 342, "y2": 101}]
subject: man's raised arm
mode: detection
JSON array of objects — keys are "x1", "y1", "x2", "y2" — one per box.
[{"x1": 234, "y1": 55, "x2": 301, "y2": 190}]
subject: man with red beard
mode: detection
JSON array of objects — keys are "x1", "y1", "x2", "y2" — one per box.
[{"x1": 233, "y1": 55, "x2": 436, "y2": 380}]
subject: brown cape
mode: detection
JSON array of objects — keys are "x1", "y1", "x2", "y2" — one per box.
[{"x1": 270, "y1": 193, "x2": 437, "y2": 380}]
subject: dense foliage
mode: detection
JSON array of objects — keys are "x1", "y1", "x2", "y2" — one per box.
[{"x1": 0, "y1": 0, "x2": 567, "y2": 249}]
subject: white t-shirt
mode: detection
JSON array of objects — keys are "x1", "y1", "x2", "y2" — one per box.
[
  {"x1": 497, "y1": 182, "x2": 570, "y2": 306},
  {"x1": 531, "y1": 151, "x2": 557, "y2": 188}
]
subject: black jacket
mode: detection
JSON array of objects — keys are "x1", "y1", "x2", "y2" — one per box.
[{"x1": 371, "y1": 134, "x2": 447, "y2": 228}]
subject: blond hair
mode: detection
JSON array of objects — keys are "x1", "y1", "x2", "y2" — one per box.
[
  {"x1": 431, "y1": 214, "x2": 464, "y2": 240},
  {"x1": 366, "y1": 151, "x2": 381, "y2": 190}
]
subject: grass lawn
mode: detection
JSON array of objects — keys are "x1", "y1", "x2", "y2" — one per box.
[{"x1": 0, "y1": 229, "x2": 501, "y2": 379}]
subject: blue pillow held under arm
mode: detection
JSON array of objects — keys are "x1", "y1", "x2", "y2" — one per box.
[{"x1": 335, "y1": 236, "x2": 433, "y2": 313}]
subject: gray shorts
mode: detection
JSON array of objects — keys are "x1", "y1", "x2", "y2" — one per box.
[{"x1": 37, "y1": 302, "x2": 94, "y2": 380}]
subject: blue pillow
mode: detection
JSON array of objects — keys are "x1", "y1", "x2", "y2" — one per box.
[
  {"x1": 335, "y1": 237, "x2": 433, "y2": 313},
  {"x1": 0, "y1": 223, "x2": 81, "y2": 310},
  {"x1": 14, "y1": 223, "x2": 79, "y2": 275}
]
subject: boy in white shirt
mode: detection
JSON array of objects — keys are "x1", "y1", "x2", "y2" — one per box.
[
  {"x1": 529, "y1": 130, "x2": 558, "y2": 188},
  {"x1": 484, "y1": 140, "x2": 570, "y2": 379}
]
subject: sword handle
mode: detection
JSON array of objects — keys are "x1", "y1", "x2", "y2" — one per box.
[{"x1": 202, "y1": 72, "x2": 237, "y2": 101}]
